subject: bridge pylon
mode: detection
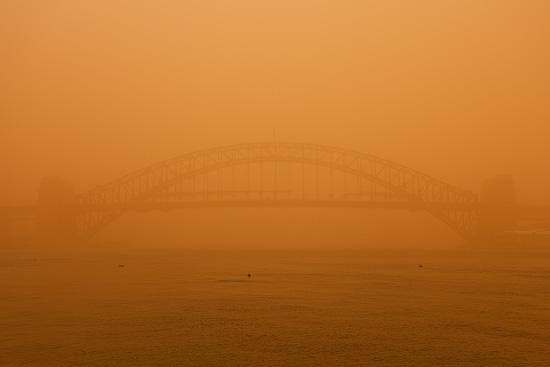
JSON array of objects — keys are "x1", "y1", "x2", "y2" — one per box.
[
  {"x1": 36, "y1": 177, "x2": 78, "y2": 245},
  {"x1": 478, "y1": 176, "x2": 518, "y2": 242}
]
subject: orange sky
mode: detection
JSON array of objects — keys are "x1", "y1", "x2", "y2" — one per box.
[{"x1": 1, "y1": 0, "x2": 549, "y2": 208}]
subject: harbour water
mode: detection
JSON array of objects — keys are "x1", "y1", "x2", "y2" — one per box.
[{"x1": 1, "y1": 247, "x2": 549, "y2": 366}]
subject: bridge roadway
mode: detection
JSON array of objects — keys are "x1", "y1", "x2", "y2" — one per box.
[
  {"x1": 77, "y1": 199, "x2": 478, "y2": 212},
  {"x1": 1, "y1": 201, "x2": 548, "y2": 220}
]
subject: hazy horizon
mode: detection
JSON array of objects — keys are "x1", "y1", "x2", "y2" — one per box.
[{"x1": 2, "y1": 1, "x2": 550, "y2": 251}]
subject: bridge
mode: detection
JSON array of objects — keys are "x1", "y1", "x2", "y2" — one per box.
[{"x1": 1, "y1": 142, "x2": 549, "y2": 244}]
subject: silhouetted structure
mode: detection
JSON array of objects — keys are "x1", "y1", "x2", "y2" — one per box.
[
  {"x1": 36, "y1": 177, "x2": 77, "y2": 244},
  {"x1": 1, "y1": 143, "x2": 549, "y2": 245},
  {"x1": 478, "y1": 176, "x2": 518, "y2": 241}
]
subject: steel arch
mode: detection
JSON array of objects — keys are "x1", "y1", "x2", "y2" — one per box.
[{"x1": 76, "y1": 142, "x2": 479, "y2": 240}]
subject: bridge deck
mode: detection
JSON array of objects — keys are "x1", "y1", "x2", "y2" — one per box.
[{"x1": 3, "y1": 202, "x2": 549, "y2": 220}]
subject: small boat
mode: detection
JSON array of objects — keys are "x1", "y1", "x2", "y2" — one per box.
[{"x1": 418, "y1": 264, "x2": 423, "y2": 268}]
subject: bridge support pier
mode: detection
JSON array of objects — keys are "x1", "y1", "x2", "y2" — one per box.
[
  {"x1": 478, "y1": 176, "x2": 518, "y2": 243},
  {"x1": 36, "y1": 177, "x2": 78, "y2": 245}
]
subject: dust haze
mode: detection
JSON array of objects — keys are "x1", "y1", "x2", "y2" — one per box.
[
  {"x1": 1, "y1": 0, "x2": 549, "y2": 250},
  {"x1": 2, "y1": 3, "x2": 550, "y2": 367}
]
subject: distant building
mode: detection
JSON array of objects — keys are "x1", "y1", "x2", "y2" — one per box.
[{"x1": 494, "y1": 229, "x2": 550, "y2": 247}]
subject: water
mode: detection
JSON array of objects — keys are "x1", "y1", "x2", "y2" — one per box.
[{"x1": 1, "y1": 247, "x2": 549, "y2": 366}]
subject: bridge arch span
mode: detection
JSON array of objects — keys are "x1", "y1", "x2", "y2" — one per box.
[{"x1": 76, "y1": 142, "x2": 479, "y2": 240}]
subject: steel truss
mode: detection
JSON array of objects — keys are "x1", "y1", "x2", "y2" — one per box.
[{"x1": 76, "y1": 142, "x2": 480, "y2": 241}]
